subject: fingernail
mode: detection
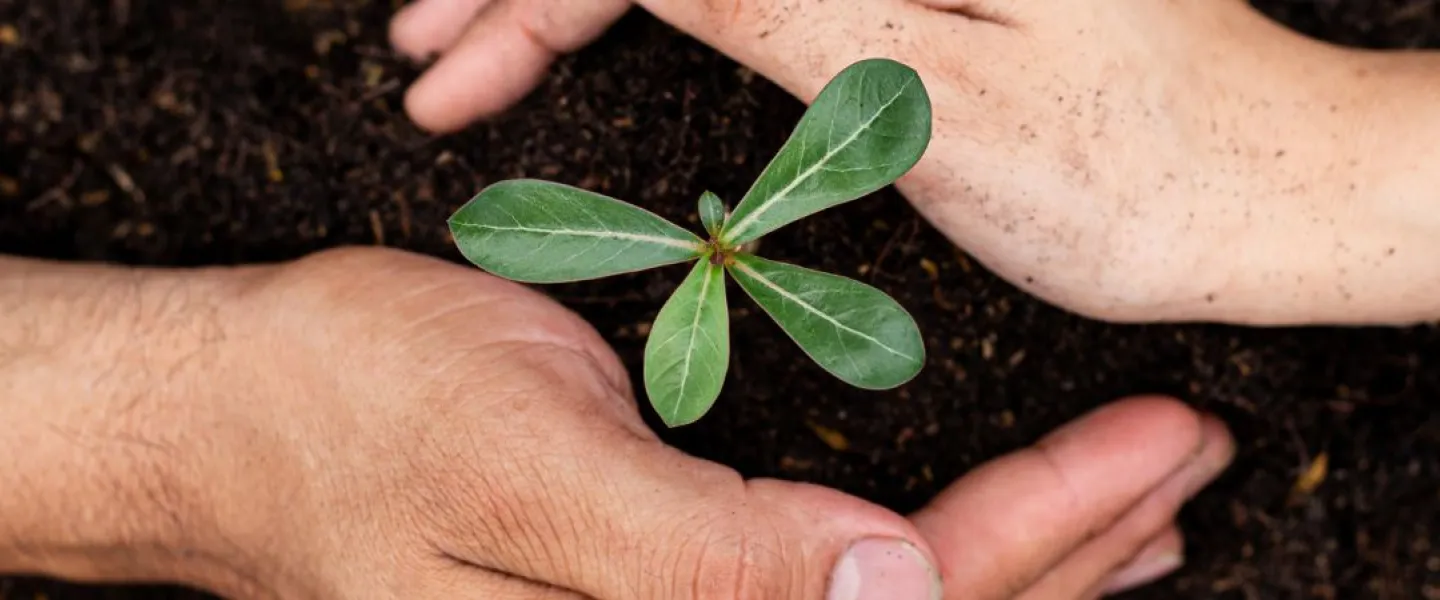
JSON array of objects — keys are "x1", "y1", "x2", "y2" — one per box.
[
  {"x1": 1102, "y1": 552, "x2": 1183, "y2": 595},
  {"x1": 828, "y1": 538, "x2": 942, "y2": 600},
  {"x1": 1183, "y1": 436, "x2": 1236, "y2": 498}
]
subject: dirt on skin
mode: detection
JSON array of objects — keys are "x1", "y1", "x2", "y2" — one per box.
[{"x1": 3, "y1": 1, "x2": 1440, "y2": 598}]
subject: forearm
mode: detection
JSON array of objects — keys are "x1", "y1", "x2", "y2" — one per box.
[
  {"x1": 1329, "y1": 51, "x2": 1440, "y2": 325},
  {"x1": 1210, "y1": 49, "x2": 1440, "y2": 327},
  {"x1": 0, "y1": 256, "x2": 242, "y2": 588}
]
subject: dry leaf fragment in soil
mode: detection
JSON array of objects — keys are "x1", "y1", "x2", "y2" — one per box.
[
  {"x1": 806, "y1": 421, "x2": 851, "y2": 452},
  {"x1": 1288, "y1": 451, "x2": 1329, "y2": 506}
]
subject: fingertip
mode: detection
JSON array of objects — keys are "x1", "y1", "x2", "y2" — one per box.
[
  {"x1": 399, "y1": 0, "x2": 631, "y2": 134},
  {"x1": 389, "y1": 0, "x2": 492, "y2": 62},
  {"x1": 1198, "y1": 412, "x2": 1237, "y2": 467},
  {"x1": 1103, "y1": 397, "x2": 1238, "y2": 476},
  {"x1": 402, "y1": 31, "x2": 553, "y2": 134},
  {"x1": 1109, "y1": 398, "x2": 1236, "y2": 487},
  {"x1": 1050, "y1": 395, "x2": 1206, "y2": 464},
  {"x1": 388, "y1": 2, "x2": 429, "y2": 60},
  {"x1": 403, "y1": 75, "x2": 464, "y2": 134},
  {"x1": 1102, "y1": 394, "x2": 1203, "y2": 431}
]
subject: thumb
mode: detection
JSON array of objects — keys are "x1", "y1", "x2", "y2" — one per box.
[
  {"x1": 695, "y1": 478, "x2": 946, "y2": 600},
  {"x1": 441, "y1": 427, "x2": 943, "y2": 600}
]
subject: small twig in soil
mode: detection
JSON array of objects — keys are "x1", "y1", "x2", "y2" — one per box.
[
  {"x1": 392, "y1": 191, "x2": 412, "y2": 239},
  {"x1": 369, "y1": 209, "x2": 384, "y2": 245},
  {"x1": 868, "y1": 216, "x2": 918, "y2": 282},
  {"x1": 26, "y1": 163, "x2": 82, "y2": 211},
  {"x1": 106, "y1": 163, "x2": 146, "y2": 204},
  {"x1": 358, "y1": 78, "x2": 401, "y2": 104}
]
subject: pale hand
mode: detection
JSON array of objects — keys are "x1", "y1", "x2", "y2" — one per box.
[{"x1": 392, "y1": 0, "x2": 1440, "y2": 327}]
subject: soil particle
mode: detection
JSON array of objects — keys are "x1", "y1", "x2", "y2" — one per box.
[{"x1": 3, "y1": 1, "x2": 1440, "y2": 599}]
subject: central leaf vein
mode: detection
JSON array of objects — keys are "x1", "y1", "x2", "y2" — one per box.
[
  {"x1": 732, "y1": 261, "x2": 917, "y2": 362},
  {"x1": 453, "y1": 222, "x2": 700, "y2": 251},
  {"x1": 670, "y1": 266, "x2": 714, "y2": 422},
  {"x1": 723, "y1": 77, "x2": 916, "y2": 243}
]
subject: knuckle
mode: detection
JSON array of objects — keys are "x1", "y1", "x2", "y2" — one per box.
[
  {"x1": 472, "y1": 303, "x2": 632, "y2": 398},
  {"x1": 696, "y1": 0, "x2": 780, "y2": 35},
  {"x1": 252, "y1": 246, "x2": 416, "y2": 304},
  {"x1": 293, "y1": 245, "x2": 407, "y2": 272},
  {"x1": 515, "y1": 0, "x2": 628, "y2": 53},
  {"x1": 426, "y1": 340, "x2": 626, "y2": 434},
  {"x1": 1028, "y1": 440, "x2": 1088, "y2": 520},
  {"x1": 663, "y1": 488, "x2": 798, "y2": 599}
]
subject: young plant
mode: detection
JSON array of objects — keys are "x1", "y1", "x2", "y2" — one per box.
[{"x1": 448, "y1": 58, "x2": 932, "y2": 427}]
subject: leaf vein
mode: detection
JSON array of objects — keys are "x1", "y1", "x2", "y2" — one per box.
[
  {"x1": 734, "y1": 261, "x2": 916, "y2": 362},
  {"x1": 725, "y1": 76, "x2": 916, "y2": 242},
  {"x1": 669, "y1": 266, "x2": 714, "y2": 423},
  {"x1": 452, "y1": 222, "x2": 700, "y2": 251}
]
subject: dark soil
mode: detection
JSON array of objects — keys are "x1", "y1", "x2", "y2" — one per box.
[{"x1": 3, "y1": 1, "x2": 1440, "y2": 598}]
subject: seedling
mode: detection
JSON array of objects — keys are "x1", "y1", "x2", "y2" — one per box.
[{"x1": 448, "y1": 58, "x2": 932, "y2": 427}]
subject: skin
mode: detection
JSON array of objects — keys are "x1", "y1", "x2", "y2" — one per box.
[
  {"x1": 2, "y1": 248, "x2": 1231, "y2": 599},
  {"x1": 395, "y1": 0, "x2": 1440, "y2": 326},
  {"x1": 24, "y1": 0, "x2": 1440, "y2": 596}
]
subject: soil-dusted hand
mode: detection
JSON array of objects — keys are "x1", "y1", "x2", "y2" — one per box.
[
  {"x1": 0, "y1": 247, "x2": 1233, "y2": 599},
  {"x1": 391, "y1": 0, "x2": 1440, "y2": 327}
]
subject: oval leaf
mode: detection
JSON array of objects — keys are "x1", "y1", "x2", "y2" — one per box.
[
  {"x1": 719, "y1": 58, "x2": 932, "y2": 246},
  {"x1": 726, "y1": 253, "x2": 923, "y2": 389},
  {"x1": 644, "y1": 257, "x2": 730, "y2": 427},
  {"x1": 699, "y1": 191, "x2": 726, "y2": 238},
  {"x1": 449, "y1": 179, "x2": 705, "y2": 283}
]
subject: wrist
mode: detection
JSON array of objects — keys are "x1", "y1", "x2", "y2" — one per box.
[
  {"x1": 1200, "y1": 49, "x2": 1440, "y2": 327},
  {"x1": 0, "y1": 256, "x2": 263, "y2": 593}
]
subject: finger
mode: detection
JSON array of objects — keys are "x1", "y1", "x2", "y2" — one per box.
[
  {"x1": 390, "y1": 0, "x2": 494, "y2": 61},
  {"x1": 1092, "y1": 526, "x2": 1185, "y2": 597},
  {"x1": 436, "y1": 415, "x2": 943, "y2": 600},
  {"x1": 1020, "y1": 415, "x2": 1233, "y2": 598},
  {"x1": 907, "y1": 396, "x2": 1209, "y2": 600},
  {"x1": 633, "y1": 0, "x2": 981, "y2": 101},
  {"x1": 403, "y1": 0, "x2": 630, "y2": 133}
]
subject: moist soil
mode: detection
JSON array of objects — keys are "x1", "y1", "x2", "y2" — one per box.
[{"x1": 3, "y1": 1, "x2": 1440, "y2": 598}]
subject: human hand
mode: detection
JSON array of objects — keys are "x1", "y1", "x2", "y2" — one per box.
[
  {"x1": 391, "y1": 0, "x2": 1440, "y2": 327},
  {"x1": 1, "y1": 247, "x2": 1232, "y2": 599}
]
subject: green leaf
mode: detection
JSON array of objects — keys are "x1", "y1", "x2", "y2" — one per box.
[
  {"x1": 699, "y1": 191, "x2": 726, "y2": 238},
  {"x1": 719, "y1": 58, "x2": 931, "y2": 246},
  {"x1": 726, "y1": 253, "x2": 923, "y2": 389},
  {"x1": 448, "y1": 179, "x2": 705, "y2": 283},
  {"x1": 644, "y1": 256, "x2": 730, "y2": 427}
]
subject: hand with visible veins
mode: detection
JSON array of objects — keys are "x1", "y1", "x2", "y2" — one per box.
[
  {"x1": 391, "y1": 0, "x2": 1440, "y2": 327},
  {"x1": 0, "y1": 247, "x2": 1232, "y2": 599}
]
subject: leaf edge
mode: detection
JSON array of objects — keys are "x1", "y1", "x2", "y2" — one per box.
[
  {"x1": 718, "y1": 58, "x2": 934, "y2": 246},
  {"x1": 726, "y1": 253, "x2": 925, "y2": 390},
  {"x1": 643, "y1": 255, "x2": 731, "y2": 428},
  {"x1": 446, "y1": 178, "x2": 708, "y2": 284}
]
